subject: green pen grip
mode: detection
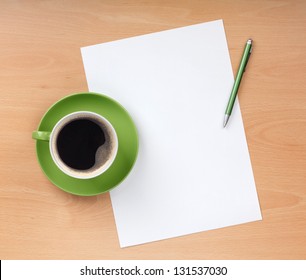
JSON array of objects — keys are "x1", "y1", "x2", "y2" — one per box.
[
  {"x1": 225, "y1": 41, "x2": 252, "y2": 115},
  {"x1": 32, "y1": 131, "x2": 51, "y2": 141}
]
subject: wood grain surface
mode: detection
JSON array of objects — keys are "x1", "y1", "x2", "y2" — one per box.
[{"x1": 0, "y1": 0, "x2": 305, "y2": 259}]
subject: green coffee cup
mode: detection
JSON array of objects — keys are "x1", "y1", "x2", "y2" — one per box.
[{"x1": 32, "y1": 92, "x2": 138, "y2": 196}]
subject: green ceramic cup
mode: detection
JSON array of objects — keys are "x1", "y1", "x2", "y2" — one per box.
[
  {"x1": 32, "y1": 92, "x2": 138, "y2": 196},
  {"x1": 33, "y1": 111, "x2": 119, "y2": 180}
]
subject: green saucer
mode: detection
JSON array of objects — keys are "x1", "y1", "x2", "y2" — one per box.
[{"x1": 34, "y1": 92, "x2": 138, "y2": 196}]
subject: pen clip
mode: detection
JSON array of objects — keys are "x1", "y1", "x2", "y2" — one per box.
[{"x1": 244, "y1": 46, "x2": 252, "y2": 72}]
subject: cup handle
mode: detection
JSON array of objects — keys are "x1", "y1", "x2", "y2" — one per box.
[{"x1": 32, "y1": 131, "x2": 51, "y2": 141}]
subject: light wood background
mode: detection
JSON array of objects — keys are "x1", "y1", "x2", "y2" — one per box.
[{"x1": 0, "y1": 0, "x2": 305, "y2": 259}]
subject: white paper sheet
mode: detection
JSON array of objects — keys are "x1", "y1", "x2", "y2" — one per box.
[{"x1": 81, "y1": 19, "x2": 262, "y2": 247}]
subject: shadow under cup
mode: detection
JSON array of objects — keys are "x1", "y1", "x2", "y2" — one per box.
[{"x1": 50, "y1": 111, "x2": 118, "y2": 179}]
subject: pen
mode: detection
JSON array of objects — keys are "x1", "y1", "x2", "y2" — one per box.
[{"x1": 223, "y1": 39, "x2": 253, "y2": 127}]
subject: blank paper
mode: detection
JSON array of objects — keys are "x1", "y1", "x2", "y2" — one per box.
[{"x1": 81, "y1": 19, "x2": 262, "y2": 247}]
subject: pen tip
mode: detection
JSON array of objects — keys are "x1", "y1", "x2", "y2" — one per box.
[
  {"x1": 223, "y1": 115, "x2": 229, "y2": 128},
  {"x1": 247, "y1": 38, "x2": 253, "y2": 44}
]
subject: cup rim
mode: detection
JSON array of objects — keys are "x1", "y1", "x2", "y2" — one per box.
[{"x1": 49, "y1": 111, "x2": 118, "y2": 179}]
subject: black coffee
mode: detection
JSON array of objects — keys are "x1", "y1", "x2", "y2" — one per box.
[{"x1": 56, "y1": 119, "x2": 105, "y2": 170}]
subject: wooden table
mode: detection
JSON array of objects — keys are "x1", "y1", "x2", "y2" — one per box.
[{"x1": 1, "y1": 0, "x2": 305, "y2": 259}]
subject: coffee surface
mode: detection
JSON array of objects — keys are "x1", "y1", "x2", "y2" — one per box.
[{"x1": 56, "y1": 119, "x2": 105, "y2": 170}]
